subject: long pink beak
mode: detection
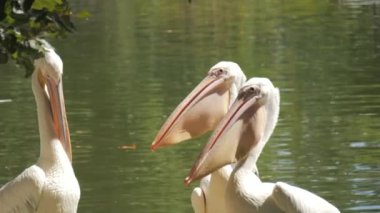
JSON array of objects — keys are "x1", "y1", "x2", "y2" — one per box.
[
  {"x1": 46, "y1": 76, "x2": 72, "y2": 162},
  {"x1": 151, "y1": 74, "x2": 235, "y2": 151},
  {"x1": 185, "y1": 89, "x2": 266, "y2": 185}
]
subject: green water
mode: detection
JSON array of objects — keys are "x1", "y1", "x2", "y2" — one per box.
[{"x1": 1, "y1": 0, "x2": 380, "y2": 212}]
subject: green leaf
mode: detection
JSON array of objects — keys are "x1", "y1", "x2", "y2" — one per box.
[
  {"x1": 0, "y1": 0, "x2": 73, "y2": 76},
  {"x1": 31, "y1": 0, "x2": 63, "y2": 11}
]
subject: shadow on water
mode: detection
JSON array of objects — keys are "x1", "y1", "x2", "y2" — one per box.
[{"x1": 0, "y1": 0, "x2": 380, "y2": 212}]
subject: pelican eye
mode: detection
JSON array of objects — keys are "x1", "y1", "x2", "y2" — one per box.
[
  {"x1": 210, "y1": 68, "x2": 225, "y2": 77},
  {"x1": 246, "y1": 86, "x2": 262, "y2": 98},
  {"x1": 249, "y1": 86, "x2": 258, "y2": 94}
]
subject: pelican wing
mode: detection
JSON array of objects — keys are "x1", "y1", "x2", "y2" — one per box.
[
  {"x1": 272, "y1": 182, "x2": 340, "y2": 213},
  {"x1": 0, "y1": 165, "x2": 45, "y2": 212}
]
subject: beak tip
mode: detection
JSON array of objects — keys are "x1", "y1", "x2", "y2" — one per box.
[
  {"x1": 184, "y1": 176, "x2": 193, "y2": 186},
  {"x1": 150, "y1": 142, "x2": 159, "y2": 151}
]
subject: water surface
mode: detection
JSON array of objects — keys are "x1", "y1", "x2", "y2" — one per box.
[{"x1": 1, "y1": 0, "x2": 379, "y2": 212}]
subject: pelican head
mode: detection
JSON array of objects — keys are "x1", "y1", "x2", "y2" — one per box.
[
  {"x1": 185, "y1": 77, "x2": 280, "y2": 185},
  {"x1": 151, "y1": 61, "x2": 246, "y2": 150},
  {"x1": 34, "y1": 48, "x2": 72, "y2": 162}
]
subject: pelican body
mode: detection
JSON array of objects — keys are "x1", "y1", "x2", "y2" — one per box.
[
  {"x1": 186, "y1": 78, "x2": 339, "y2": 213},
  {"x1": 0, "y1": 45, "x2": 80, "y2": 212},
  {"x1": 151, "y1": 61, "x2": 246, "y2": 213}
]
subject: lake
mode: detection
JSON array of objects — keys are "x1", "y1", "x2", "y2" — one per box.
[{"x1": 0, "y1": 0, "x2": 379, "y2": 212}]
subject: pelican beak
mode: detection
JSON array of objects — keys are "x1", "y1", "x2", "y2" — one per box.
[
  {"x1": 185, "y1": 90, "x2": 266, "y2": 185},
  {"x1": 151, "y1": 74, "x2": 235, "y2": 151},
  {"x1": 45, "y1": 76, "x2": 72, "y2": 162}
]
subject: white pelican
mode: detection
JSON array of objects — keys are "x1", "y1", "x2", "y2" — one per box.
[
  {"x1": 151, "y1": 61, "x2": 247, "y2": 213},
  {"x1": 185, "y1": 78, "x2": 340, "y2": 213},
  {"x1": 0, "y1": 44, "x2": 80, "y2": 212}
]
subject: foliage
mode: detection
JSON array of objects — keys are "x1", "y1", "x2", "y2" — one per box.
[{"x1": 0, "y1": 0, "x2": 74, "y2": 77}]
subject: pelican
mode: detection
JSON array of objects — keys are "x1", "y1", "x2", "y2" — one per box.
[
  {"x1": 185, "y1": 78, "x2": 340, "y2": 213},
  {"x1": 0, "y1": 43, "x2": 80, "y2": 212},
  {"x1": 151, "y1": 61, "x2": 247, "y2": 213}
]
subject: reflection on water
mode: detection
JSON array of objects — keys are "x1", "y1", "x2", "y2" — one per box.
[{"x1": 1, "y1": 0, "x2": 380, "y2": 212}]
